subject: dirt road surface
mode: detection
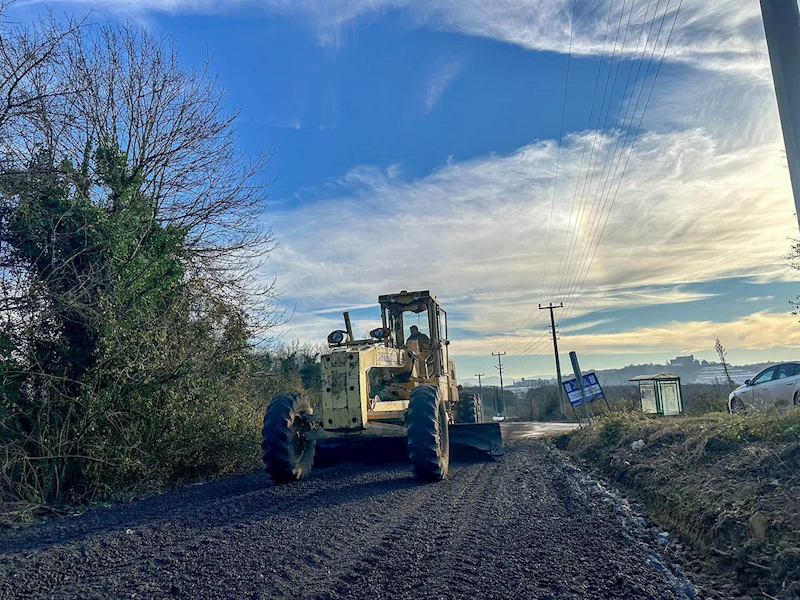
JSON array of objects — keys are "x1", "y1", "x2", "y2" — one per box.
[{"x1": 0, "y1": 423, "x2": 695, "y2": 599}]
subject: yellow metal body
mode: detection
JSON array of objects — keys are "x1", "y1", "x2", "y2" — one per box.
[
  {"x1": 318, "y1": 291, "x2": 472, "y2": 435},
  {"x1": 315, "y1": 290, "x2": 502, "y2": 458},
  {"x1": 320, "y1": 344, "x2": 411, "y2": 431}
]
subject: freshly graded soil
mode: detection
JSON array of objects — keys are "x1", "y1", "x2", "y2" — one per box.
[{"x1": 1, "y1": 427, "x2": 696, "y2": 599}]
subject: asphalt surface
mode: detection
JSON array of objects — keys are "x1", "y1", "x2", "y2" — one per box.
[{"x1": 0, "y1": 424, "x2": 693, "y2": 599}]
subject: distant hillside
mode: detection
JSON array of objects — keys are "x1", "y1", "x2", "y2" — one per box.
[
  {"x1": 593, "y1": 361, "x2": 772, "y2": 386},
  {"x1": 508, "y1": 355, "x2": 787, "y2": 389}
]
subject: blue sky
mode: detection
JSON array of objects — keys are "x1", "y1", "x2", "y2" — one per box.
[{"x1": 12, "y1": 0, "x2": 800, "y2": 383}]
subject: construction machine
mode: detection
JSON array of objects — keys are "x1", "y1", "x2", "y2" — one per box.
[{"x1": 261, "y1": 290, "x2": 503, "y2": 483}]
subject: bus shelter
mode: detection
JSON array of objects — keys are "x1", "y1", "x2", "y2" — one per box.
[{"x1": 630, "y1": 374, "x2": 683, "y2": 416}]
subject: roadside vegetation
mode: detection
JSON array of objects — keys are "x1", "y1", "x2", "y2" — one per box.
[
  {"x1": 561, "y1": 409, "x2": 800, "y2": 598},
  {"x1": 517, "y1": 381, "x2": 729, "y2": 422},
  {"x1": 0, "y1": 5, "x2": 324, "y2": 521}
]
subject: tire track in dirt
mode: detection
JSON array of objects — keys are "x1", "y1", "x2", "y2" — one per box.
[
  {"x1": 305, "y1": 459, "x2": 499, "y2": 599},
  {"x1": 0, "y1": 435, "x2": 696, "y2": 599}
]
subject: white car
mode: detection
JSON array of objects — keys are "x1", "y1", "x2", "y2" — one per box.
[{"x1": 728, "y1": 362, "x2": 800, "y2": 413}]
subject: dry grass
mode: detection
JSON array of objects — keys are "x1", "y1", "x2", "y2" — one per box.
[{"x1": 563, "y1": 409, "x2": 800, "y2": 599}]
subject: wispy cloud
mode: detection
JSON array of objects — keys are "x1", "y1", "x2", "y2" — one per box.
[
  {"x1": 560, "y1": 318, "x2": 618, "y2": 334},
  {"x1": 741, "y1": 295, "x2": 776, "y2": 303},
  {"x1": 16, "y1": 0, "x2": 794, "y2": 363},
  {"x1": 449, "y1": 311, "x2": 800, "y2": 357},
  {"x1": 263, "y1": 120, "x2": 795, "y2": 343},
  {"x1": 23, "y1": 1, "x2": 766, "y2": 74},
  {"x1": 422, "y1": 57, "x2": 465, "y2": 113}
]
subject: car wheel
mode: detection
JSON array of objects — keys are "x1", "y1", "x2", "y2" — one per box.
[
  {"x1": 794, "y1": 391, "x2": 800, "y2": 408},
  {"x1": 729, "y1": 397, "x2": 747, "y2": 414}
]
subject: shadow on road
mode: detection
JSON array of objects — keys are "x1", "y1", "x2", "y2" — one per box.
[{"x1": 1, "y1": 429, "x2": 513, "y2": 556}]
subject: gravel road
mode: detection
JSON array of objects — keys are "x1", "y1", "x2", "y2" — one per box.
[{"x1": 0, "y1": 424, "x2": 695, "y2": 599}]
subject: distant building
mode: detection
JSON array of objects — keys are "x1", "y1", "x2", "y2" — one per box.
[
  {"x1": 508, "y1": 377, "x2": 554, "y2": 399},
  {"x1": 669, "y1": 355, "x2": 699, "y2": 367}
]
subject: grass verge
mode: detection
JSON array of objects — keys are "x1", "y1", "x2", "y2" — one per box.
[{"x1": 561, "y1": 409, "x2": 800, "y2": 599}]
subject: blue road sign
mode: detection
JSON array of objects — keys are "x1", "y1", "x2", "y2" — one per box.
[{"x1": 562, "y1": 372, "x2": 605, "y2": 407}]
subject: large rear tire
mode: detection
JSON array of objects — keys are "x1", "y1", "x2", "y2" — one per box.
[
  {"x1": 456, "y1": 393, "x2": 482, "y2": 424},
  {"x1": 262, "y1": 393, "x2": 316, "y2": 483},
  {"x1": 406, "y1": 385, "x2": 450, "y2": 481}
]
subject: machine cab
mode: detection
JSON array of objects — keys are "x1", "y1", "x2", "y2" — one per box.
[{"x1": 378, "y1": 290, "x2": 457, "y2": 396}]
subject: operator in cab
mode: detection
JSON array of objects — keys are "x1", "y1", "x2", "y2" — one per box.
[{"x1": 407, "y1": 325, "x2": 431, "y2": 352}]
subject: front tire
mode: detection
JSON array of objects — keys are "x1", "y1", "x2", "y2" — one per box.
[
  {"x1": 262, "y1": 393, "x2": 316, "y2": 483},
  {"x1": 456, "y1": 393, "x2": 482, "y2": 424},
  {"x1": 406, "y1": 385, "x2": 450, "y2": 481},
  {"x1": 729, "y1": 397, "x2": 747, "y2": 414}
]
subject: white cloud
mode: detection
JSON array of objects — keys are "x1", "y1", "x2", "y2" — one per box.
[
  {"x1": 263, "y1": 119, "x2": 796, "y2": 344},
  {"x1": 24, "y1": 0, "x2": 767, "y2": 74},
  {"x1": 558, "y1": 310, "x2": 800, "y2": 355},
  {"x1": 450, "y1": 311, "x2": 800, "y2": 357},
  {"x1": 422, "y1": 57, "x2": 465, "y2": 113},
  {"x1": 741, "y1": 295, "x2": 776, "y2": 303}
]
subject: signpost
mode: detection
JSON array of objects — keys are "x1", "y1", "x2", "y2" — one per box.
[
  {"x1": 561, "y1": 371, "x2": 606, "y2": 407},
  {"x1": 562, "y1": 352, "x2": 610, "y2": 426}
]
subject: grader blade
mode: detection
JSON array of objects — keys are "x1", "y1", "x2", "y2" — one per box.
[{"x1": 448, "y1": 423, "x2": 503, "y2": 458}]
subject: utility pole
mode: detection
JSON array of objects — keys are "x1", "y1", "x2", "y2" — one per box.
[
  {"x1": 492, "y1": 352, "x2": 507, "y2": 420},
  {"x1": 540, "y1": 302, "x2": 566, "y2": 416},
  {"x1": 761, "y1": 0, "x2": 800, "y2": 230},
  {"x1": 474, "y1": 373, "x2": 485, "y2": 401}
]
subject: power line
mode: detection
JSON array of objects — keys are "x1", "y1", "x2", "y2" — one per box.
[
  {"x1": 554, "y1": 0, "x2": 637, "y2": 301},
  {"x1": 560, "y1": 0, "x2": 684, "y2": 329},
  {"x1": 539, "y1": 0, "x2": 578, "y2": 304},
  {"x1": 558, "y1": 0, "x2": 671, "y2": 313},
  {"x1": 552, "y1": 0, "x2": 629, "y2": 302},
  {"x1": 553, "y1": 0, "x2": 657, "y2": 303},
  {"x1": 482, "y1": 0, "x2": 578, "y2": 376}
]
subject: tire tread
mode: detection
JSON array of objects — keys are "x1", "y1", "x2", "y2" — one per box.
[
  {"x1": 407, "y1": 385, "x2": 449, "y2": 481},
  {"x1": 262, "y1": 393, "x2": 315, "y2": 483}
]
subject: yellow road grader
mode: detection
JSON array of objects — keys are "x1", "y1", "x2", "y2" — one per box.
[{"x1": 261, "y1": 290, "x2": 503, "y2": 483}]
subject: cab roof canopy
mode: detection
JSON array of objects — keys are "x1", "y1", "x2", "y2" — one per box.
[{"x1": 378, "y1": 290, "x2": 440, "y2": 314}]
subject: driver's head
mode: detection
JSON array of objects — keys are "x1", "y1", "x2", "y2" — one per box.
[{"x1": 409, "y1": 325, "x2": 419, "y2": 335}]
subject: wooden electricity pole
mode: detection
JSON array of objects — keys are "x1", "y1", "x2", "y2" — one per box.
[
  {"x1": 474, "y1": 373, "x2": 485, "y2": 402},
  {"x1": 540, "y1": 303, "x2": 566, "y2": 416},
  {"x1": 492, "y1": 352, "x2": 507, "y2": 420}
]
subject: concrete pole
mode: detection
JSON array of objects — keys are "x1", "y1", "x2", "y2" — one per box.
[{"x1": 761, "y1": 0, "x2": 800, "y2": 230}]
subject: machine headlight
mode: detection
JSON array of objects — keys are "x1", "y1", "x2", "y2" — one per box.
[
  {"x1": 370, "y1": 327, "x2": 391, "y2": 340},
  {"x1": 327, "y1": 330, "x2": 346, "y2": 345}
]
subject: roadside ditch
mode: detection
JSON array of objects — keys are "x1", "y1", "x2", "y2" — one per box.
[{"x1": 555, "y1": 410, "x2": 800, "y2": 599}]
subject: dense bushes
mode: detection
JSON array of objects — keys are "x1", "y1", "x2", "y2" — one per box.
[{"x1": 0, "y1": 11, "x2": 321, "y2": 515}]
